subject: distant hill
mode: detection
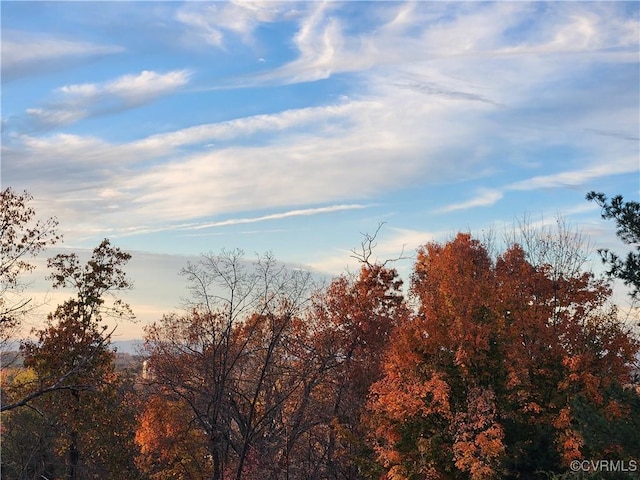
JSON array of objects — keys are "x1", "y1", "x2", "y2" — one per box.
[
  {"x1": 113, "y1": 340, "x2": 143, "y2": 355},
  {"x1": 1, "y1": 350, "x2": 142, "y2": 373}
]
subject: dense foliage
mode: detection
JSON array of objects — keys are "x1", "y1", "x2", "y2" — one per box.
[
  {"x1": 1, "y1": 189, "x2": 639, "y2": 480},
  {"x1": 368, "y1": 233, "x2": 638, "y2": 480}
]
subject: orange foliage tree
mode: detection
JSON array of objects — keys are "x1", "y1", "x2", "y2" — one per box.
[
  {"x1": 307, "y1": 262, "x2": 408, "y2": 479},
  {"x1": 368, "y1": 233, "x2": 639, "y2": 479},
  {"x1": 136, "y1": 395, "x2": 211, "y2": 480}
]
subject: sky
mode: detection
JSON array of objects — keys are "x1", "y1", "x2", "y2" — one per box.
[{"x1": 1, "y1": 1, "x2": 639, "y2": 340}]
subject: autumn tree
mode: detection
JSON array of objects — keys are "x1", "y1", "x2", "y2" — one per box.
[
  {"x1": 307, "y1": 261, "x2": 408, "y2": 480},
  {"x1": 368, "y1": 232, "x2": 639, "y2": 480},
  {"x1": 0, "y1": 188, "x2": 60, "y2": 345},
  {"x1": 1, "y1": 239, "x2": 143, "y2": 480},
  {"x1": 139, "y1": 250, "x2": 318, "y2": 480},
  {"x1": 135, "y1": 394, "x2": 211, "y2": 480},
  {"x1": 587, "y1": 191, "x2": 640, "y2": 301}
]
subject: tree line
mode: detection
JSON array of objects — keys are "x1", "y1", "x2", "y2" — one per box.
[{"x1": 1, "y1": 187, "x2": 639, "y2": 480}]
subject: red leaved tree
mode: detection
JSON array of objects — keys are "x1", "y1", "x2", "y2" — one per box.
[{"x1": 368, "y1": 232, "x2": 638, "y2": 480}]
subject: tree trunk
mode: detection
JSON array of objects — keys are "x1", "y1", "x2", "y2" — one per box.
[
  {"x1": 67, "y1": 430, "x2": 79, "y2": 480},
  {"x1": 67, "y1": 389, "x2": 80, "y2": 480},
  {"x1": 212, "y1": 448, "x2": 222, "y2": 480}
]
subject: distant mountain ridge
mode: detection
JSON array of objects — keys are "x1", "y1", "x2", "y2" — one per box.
[{"x1": 113, "y1": 340, "x2": 143, "y2": 355}]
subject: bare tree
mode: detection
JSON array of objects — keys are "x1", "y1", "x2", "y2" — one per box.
[
  {"x1": 504, "y1": 214, "x2": 592, "y2": 280},
  {"x1": 141, "y1": 250, "x2": 320, "y2": 480}
]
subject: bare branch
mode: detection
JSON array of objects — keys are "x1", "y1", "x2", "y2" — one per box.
[{"x1": 350, "y1": 222, "x2": 410, "y2": 267}]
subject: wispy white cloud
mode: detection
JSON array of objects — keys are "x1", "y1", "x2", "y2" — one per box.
[
  {"x1": 6, "y1": 64, "x2": 636, "y2": 240},
  {"x1": 1, "y1": 30, "x2": 124, "y2": 81},
  {"x1": 186, "y1": 204, "x2": 369, "y2": 230},
  {"x1": 22, "y1": 70, "x2": 191, "y2": 128},
  {"x1": 107, "y1": 204, "x2": 371, "y2": 237},
  {"x1": 243, "y1": 2, "x2": 637, "y2": 87},
  {"x1": 516, "y1": 3, "x2": 639, "y2": 54},
  {"x1": 132, "y1": 101, "x2": 356, "y2": 151},
  {"x1": 240, "y1": 1, "x2": 377, "y2": 85},
  {"x1": 10, "y1": 133, "x2": 118, "y2": 166},
  {"x1": 60, "y1": 70, "x2": 191, "y2": 104},
  {"x1": 435, "y1": 156, "x2": 638, "y2": 214},
  {"x1": 25, "y1": 108, "x2": 88, "y2": 128},
  {"x1": 437, "y1": 189, "x2": 504, "y2": 213},
  {"x1": 175, "y1": 1, "x2": 288, "y2": 48},
  {"x1": 507, "y1": 157, "x2": 638, "y2": 191},
  {"x1": 6, "y1": 99, "x2": 368, "y2": 183}
]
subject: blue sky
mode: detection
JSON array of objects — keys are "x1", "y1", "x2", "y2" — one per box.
[{"x1": 2, "y1": 1, "x2": 639, "y2": 339}]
